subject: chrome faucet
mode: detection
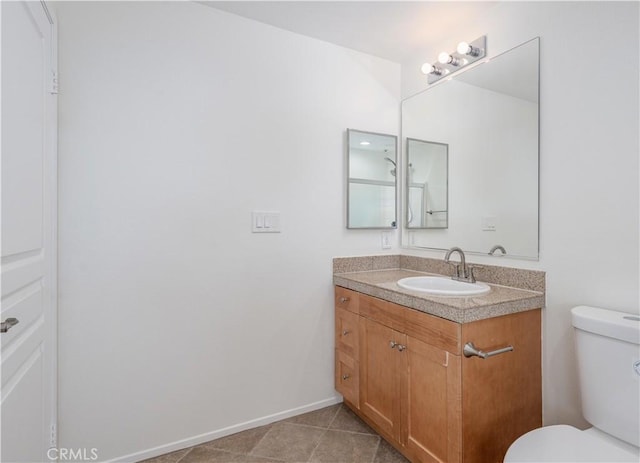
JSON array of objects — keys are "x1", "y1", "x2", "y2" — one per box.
[{"x1": 444, "y1": 247, "x2": 480, "y2": 283}]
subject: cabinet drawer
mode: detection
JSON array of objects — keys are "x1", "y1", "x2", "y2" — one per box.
[
  {"x1": 335, "y1": 350, "x2": 359, "y2": 407},
  {"x1": 359, "y1": 294, "x2": 404, "y2": 331},
  {"x1": 402, "y1": 303, "x2": 461, "y2": 355},
  {"x1": 335, "y1": 287, "x2": 359, "y2": 313},
  {"x1": 336, "y1": 307, "x2": 359, "y2": 359}
]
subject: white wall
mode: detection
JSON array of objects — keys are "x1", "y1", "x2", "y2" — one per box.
[
  {"x1": 56, "y1": 2, "x2": 400, "y2": 460},
  {"x1": 401, "y1": 1, "x2": 639, "y2": 428}
]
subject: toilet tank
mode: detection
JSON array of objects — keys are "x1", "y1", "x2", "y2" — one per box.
[{"x1": 571, "y1": 306, "x2": 640, "y2": 447}]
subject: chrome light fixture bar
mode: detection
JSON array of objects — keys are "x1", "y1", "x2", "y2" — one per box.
[{"x1": 421, "y1": 36, "x2": 487, "y2": 84}]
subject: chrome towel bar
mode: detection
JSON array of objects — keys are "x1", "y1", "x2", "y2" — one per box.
[{"x1": 463, "y1": 341, "x2": 513, "y2": 359}]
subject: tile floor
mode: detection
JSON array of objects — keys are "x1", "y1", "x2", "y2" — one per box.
[{"x1": 141, "y1": 404, "x2": 409, "y2": 463}]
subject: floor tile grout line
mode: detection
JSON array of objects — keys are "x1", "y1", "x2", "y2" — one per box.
[
  {"x1": 370, "y1": 437, "x2": 382, "y2": 463},
  {"x1": 305, "y1": 427, "x2": 330, "y2": 463},
  {"x1": 203, "y1": 445, "x2": 288, "y2": 463},
  {"x1": 286, "y1": 422, "x2": 330, "y2": 431},
  {"x1": 203, "y1": 446, "x2": 261, "y2": 458},
  {"x1": 173, "y1": 447, "x2": 192, "y2": 463},
  {"x1": 248, "y1": 421, "x2": 327, "y2": 462},
  {"x1": 325, "y1": 403, "x2": 343, "y2": 429},
  {"x1": 247, "y1": 424, "x2": 275, "y2": 458},
  {"x1": 284, "y1": 420, "x2": 379, "y2": 437},
  {"x1": 306, "y1": 428, "x2": 382, "y2": 463},
  {"x1": 324, "y1": 427, "x2": 380, "y2": 437}
]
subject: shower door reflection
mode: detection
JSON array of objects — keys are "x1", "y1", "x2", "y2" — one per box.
[
  {"x1": 347, "y1": 129, "x2": 397, "y2": 229},
  {"x1": 406, "y1": 138, "x2": 448, "y2": 229}
]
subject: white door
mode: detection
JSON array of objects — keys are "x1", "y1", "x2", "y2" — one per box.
[{"x1": 1, "y1": 1, "x2": 57, "y2": 462}]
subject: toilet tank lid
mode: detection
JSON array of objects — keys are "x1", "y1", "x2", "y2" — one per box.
[{"x1": 572, "y1": 306, "x2": 640, "y2": 345}]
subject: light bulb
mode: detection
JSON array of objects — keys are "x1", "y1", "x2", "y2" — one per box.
[
  {"x1": 438, "y1": 52, "x2": 451, "y2": 64},
  {"x1": 438, "y1": 52, "x2": 460, "y2": 66},
  {"x1": 421, "y1": 63, "x2": 434, "y2": 75},
  {"x1": 457, "y1": 42, "x2": 470, "y2": 55}
]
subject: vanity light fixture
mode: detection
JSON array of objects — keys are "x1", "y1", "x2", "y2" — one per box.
[
  {"x1": 422, "y1": 35, "x2": 487, "y2": 84},
  {"x1": 420, "y1": 62, "x2": 444, "y2": 76},
  {"x1": 457, "y1": 41, "x2": 482, "y2": 57},
  {"x1": 438, "y1": 52, "x2": 460, "y2": 66},
  {"x1": 359, "y1": 141, "x2": 370, "y2": 146}
]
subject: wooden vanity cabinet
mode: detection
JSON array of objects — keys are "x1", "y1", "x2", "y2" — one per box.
[{"x1": 334, "y1": 286, "x2": 541, "y2": 463}]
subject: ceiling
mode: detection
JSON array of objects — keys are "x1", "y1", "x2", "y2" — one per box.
[{"x1": 201, "y1": 1, "x2": 499, "y2": 64}]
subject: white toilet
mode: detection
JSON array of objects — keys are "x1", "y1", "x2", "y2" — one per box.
[{"x1": 505, "y1": 305, "x2": 640, "y2": 462}]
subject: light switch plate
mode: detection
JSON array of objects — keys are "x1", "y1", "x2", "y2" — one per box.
[{"x1": 252, "y1": 211, "x2": 281, "y2": 233}]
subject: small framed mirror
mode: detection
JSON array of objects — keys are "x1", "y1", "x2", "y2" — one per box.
[
  {"x1": 406, "y1": 138, "x2": 448, "y2": 229},
  {"x1": 347, "y1": 129, "x2": 397, "y2": 229}
]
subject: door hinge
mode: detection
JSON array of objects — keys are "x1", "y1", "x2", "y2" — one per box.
[
  {"x1": 49, "y1": 423, "x2": 57, "y2": 447},
  {"x1": 50, "y1": 70, "x2": 58, "y2": 95}
]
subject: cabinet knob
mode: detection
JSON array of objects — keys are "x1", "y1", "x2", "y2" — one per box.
[
  {"x1": 339, "y1": 297, "x2": 350, "y2": 303},
  {"x1": 342, "y1": 374, "x2": 350, "y2": 381},
  {"x1": 397, "y1": 344, "x2": 406, "y2": 352},
  {"x1": 389, "y1": 341, "x2": 398, "y2": 349},
  {"x1": 342, "y1": 330, "x2": 350, "y2": 336}
]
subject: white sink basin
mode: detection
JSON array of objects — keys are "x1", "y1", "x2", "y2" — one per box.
[{"x1": 397, "y1": 276, "x2": 491, "y2": 296}]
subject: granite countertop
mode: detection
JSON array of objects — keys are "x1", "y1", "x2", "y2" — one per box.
[{"x1": 333, "y1": 268, "x2": 545, "y2": 323}]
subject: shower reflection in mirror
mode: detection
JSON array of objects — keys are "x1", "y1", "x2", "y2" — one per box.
[
  {"x1": 406, "y1": 139, "x2": 448, "y2": 229},
  {"x1": 346, "y1": 129, "x2": 397, "y2": 229}
]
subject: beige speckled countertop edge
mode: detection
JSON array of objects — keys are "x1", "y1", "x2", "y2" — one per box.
[{"x1": 333, "y1": 269, "x2": 545, "y2": 323}]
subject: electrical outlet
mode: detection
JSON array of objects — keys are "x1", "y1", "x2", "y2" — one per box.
[{"x1": 482, "y1": 216, "x2": 497, "y2": 231}]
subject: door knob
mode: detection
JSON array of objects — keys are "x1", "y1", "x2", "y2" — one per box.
[{"x1": 1, "y1": 318, "x2": 19, "y2": 333}]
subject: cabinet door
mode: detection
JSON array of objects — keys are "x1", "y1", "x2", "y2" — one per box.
[
  {"x1": 359, "y1": 316, "x2": 405, "y2": 441},
  {"x1": 402, "y1": 336, "x2": 461, "y2": 463}
]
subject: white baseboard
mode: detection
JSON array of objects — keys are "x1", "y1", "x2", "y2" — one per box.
[{"x1": 107, "y1": 396, "x2": 343, "y2": 462}]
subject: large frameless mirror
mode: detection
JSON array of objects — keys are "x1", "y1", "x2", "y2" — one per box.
[
  {"x1": 347, "y1": 129, "x2": 397, "y2": 229},
  {"x1": 402, "y1": 37, "x2": 540, "y2": 259}
]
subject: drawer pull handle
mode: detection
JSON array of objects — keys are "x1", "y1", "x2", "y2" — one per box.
[
  {"x1": 342, "y1": 374, "x2": 350, "y2": 380},
  {"x1": 340, "y1": 297, "x2": 350, "y2": 303},
  {"x1": 463, "y1": 341, "x2": 513, "y2": 359},
  {"x1": 342, "y1": 330, "x2": 350, "y2": 336}
]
